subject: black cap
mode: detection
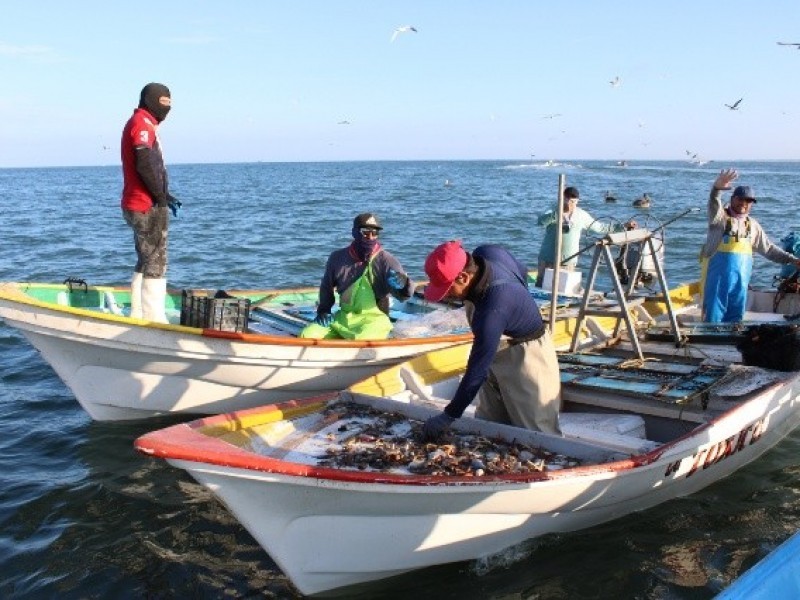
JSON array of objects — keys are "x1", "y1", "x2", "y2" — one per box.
[
  {"x1": 353, "y1": 213, "x2": 383, "y2": 230},
  {"x1": 732, "y1": 185, "x2": 756, "y2": 203},
  {"x1": 564, "y1": 186, "x2": 580, "y2": 199}
]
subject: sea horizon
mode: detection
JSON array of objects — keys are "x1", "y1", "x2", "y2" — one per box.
[{"x1": 3, "y1": 156, "x2": 800, "y2": 171}]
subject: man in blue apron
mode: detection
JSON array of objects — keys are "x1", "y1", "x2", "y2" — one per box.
[
  {"x1": 420, "y1": 240, "x2": 562, "y2": 441},
  {"x1": 300, "y1": 213, "x2": 414, "y2": 339},
  {"x1": 701, "y1": 169, "x2": 800, "y2": 322}
]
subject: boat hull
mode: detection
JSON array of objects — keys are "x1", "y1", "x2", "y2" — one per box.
[
  {"x1": 0, "y1": 295, "x2": 466, "y2": 421},
  {"x1": 138, "y1": 368, "x2": 800, "y2": 595}
]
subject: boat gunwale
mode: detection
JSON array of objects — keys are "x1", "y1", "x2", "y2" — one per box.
[
  {"x1": 132, "y1": 396, "x2": 666, "y2": 487},
  {"x1": 0, "y1": 281, "x2": 475, "y2": 348},
  {"x1": 133, "y1": 367, "x2": 798, "y2": 487}
]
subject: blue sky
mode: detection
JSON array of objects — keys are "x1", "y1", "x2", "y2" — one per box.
[{"x1": 2, "y1": 1, "x2": 799, "y2": 167}]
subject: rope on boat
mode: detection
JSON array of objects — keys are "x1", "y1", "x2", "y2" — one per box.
[{"x1": 617, "y1": 356, "x2": 661, "y2": 369}]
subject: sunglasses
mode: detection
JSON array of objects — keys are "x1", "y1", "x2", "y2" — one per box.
[
  {"x1": 562, "y1": 223, "x2": 572, "y2": 234},
  {"x1": 360, "y1": 228, "x2": 380, "y2": 237}
]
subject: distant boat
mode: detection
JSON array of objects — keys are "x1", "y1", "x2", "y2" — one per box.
[
  {"x1": 616, "y1": 160, "x2": 628, "y2": 167},
  {"x1": 633, "y1": 193, "x2": 651, "y2": 208},
  {"x1": 604, "y1": 191, "x2": 617, "y2": 203}
]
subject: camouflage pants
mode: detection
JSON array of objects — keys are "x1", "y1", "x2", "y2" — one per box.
[{"x1": 123, "y1": 207, "x2": 169, "y2": 278}]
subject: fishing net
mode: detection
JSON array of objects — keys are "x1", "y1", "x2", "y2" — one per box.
[{"x1": 392, "y1": 306, "x2": 470, "y2": 338}]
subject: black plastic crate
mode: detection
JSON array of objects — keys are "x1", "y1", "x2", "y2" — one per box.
[{"x1": 180, "y1": 290, "x2": 250, "y2": 332}]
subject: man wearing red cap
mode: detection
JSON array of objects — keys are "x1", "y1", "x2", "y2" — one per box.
[
  {"x1": 421, "y1": 241, "x2": 561, "y2": 441},
  {"x1": 701, "y1": 168, "x2": 800, "y2": 322}
]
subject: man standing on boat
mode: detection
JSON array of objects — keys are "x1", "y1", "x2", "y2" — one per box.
[
  {"x1": 535, "y1": 186, "x2": 635, "y2": 287},
  {"x1": 300, "y1": 213, "x2": 414, "y2": 339},
  {"x1": 701, "y1": 169, "x2": 800, "y2": 323},
  {"x1": 420, "y1": 241, "x2": 561, "y2": 441},
  {"x1": 120, "y1": 82, "x2": 180, "y2": 323}
]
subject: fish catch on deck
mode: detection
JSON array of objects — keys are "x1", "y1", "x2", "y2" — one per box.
[{"x1": 316, "y1": 401, "x2": 582, "y2": 475}]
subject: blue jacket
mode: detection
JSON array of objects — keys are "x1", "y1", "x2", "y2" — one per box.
[{"x1": 444, "y1": 244, "x2": 545, "y2": 418}]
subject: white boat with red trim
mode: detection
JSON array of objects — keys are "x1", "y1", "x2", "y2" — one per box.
[{"x1": 135, "y1": 315, "x2": 800, "y2": 595}]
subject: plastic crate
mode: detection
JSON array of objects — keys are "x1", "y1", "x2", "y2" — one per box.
[{"x1": 180, "y1": 290, "x2": 250, "y2": 332}]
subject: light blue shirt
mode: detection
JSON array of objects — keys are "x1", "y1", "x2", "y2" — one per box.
[{"x1": 537, "y1": 206, "x2": 620, "y2": 267}]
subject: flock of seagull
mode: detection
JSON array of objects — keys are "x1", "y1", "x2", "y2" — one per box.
[
  {"x1": 340, "y1": 29, "x2": 794, "y2": 148},
  {"x1": 387, "y1": 29, "x2": 794, "y2": 116},
  {"x1": 601, "y1": 41, "x2": 800, "y2": 112}
]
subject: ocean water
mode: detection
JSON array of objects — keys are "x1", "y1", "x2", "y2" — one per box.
[{"x1": 1, "y1": 159, "x2": 799, "y2": 599}]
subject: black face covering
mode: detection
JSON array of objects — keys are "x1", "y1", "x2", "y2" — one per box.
[{"x1": 138, "y1": 83, "x2": 171, "y2": 122}]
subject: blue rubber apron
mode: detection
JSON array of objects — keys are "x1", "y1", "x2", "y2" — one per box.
[{"x1": 701, "y1": 217, "x2": 752, "y2": 323}]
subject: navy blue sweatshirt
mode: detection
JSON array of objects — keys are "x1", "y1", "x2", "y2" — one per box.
[{"x1": 444, "y1": 244, "x2": 545, "y2": 418}]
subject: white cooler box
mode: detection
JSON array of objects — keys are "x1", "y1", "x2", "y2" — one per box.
[
  {"x1": 560, "y1": 412, "x2": 658, "y2": 454},
  {"x1": 542, "y1": 268, "x2": 582, "y2": 295}
]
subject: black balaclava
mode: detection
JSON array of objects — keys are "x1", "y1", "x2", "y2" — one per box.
[
  {"x1": 351, "y1": 225, "x2": 380, "y2": 262},
  {"x1": 138, "y1": 83, "x2": 171, "y2": 123}
]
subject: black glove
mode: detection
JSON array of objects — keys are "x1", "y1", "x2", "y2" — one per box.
[
  {"x1": 422, "y1": 412, "x2": 455, "y2": 442},
  {"x1": 167, "y1": 194, "x2": 182, "y2": 218},
  {"x1": 314, "y1": 312, "x2": 332, "y2": 327}
]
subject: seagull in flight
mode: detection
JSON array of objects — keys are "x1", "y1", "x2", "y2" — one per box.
[
  {"x1": 609, "y1": 76, "x2": 621, "y2": 87},
  {"x1": 391, "y1": 26, "x2": 417, "y2": 42},
  {"x1": 725, "y1": 98, "x2": 743, "y2": 110},
  {"x1": 542, "y1": 113, "x2": 562, "y2": 119},
  {"x1": 685, "y1": 150, "x2": 708, "y2": 165},
  {"x1": 777, "y1": 42, "x2": 800, "y2": 49}
]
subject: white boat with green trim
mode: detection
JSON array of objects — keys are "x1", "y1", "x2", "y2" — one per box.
[{"x1": 0, "y1": 280, "x2": 477, "y2": 421}]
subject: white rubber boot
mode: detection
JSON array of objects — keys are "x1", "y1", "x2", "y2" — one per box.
[
  {"x1": 130, "y1": 272, "x2": 143, "y2": 319},
  {"x1": 141, "y1": 277, "x2": 168, "y2": 323}
]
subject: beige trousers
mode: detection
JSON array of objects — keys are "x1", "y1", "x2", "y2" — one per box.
[{"x1": 474, "y1": 329, "x2": 562, "y2": 435}]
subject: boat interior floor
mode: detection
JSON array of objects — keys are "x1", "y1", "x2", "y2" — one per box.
[{"x1": 558, "y1": 344, "x2": 794, "y2": 446}]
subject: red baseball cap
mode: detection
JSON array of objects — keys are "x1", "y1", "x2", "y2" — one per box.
[{"x1": 424, "y1": 240, "x2": 468, "y2": 302}]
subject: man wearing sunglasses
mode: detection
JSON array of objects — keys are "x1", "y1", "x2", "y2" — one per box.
[
  {"x1": 535, "y1": 186, "x2": 636, "y2": 288},
  {"x1": 701, "y1": 168, "x2": 800, "y2": 322},
  {"x1": 300, "y1": 213, "x2": 414, "y2": 339}
]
